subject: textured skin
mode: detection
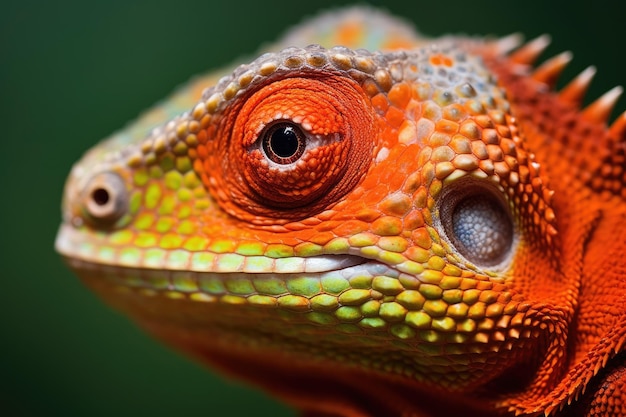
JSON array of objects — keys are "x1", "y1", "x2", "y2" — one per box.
[{"x1": 56, "y1": 7, "x2": 626, "y2": 417}]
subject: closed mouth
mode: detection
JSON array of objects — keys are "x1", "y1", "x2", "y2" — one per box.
[{"x1": 55, "y1": 224, "x2": 369, "y2": 275}]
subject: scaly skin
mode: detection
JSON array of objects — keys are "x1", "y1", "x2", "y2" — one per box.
[{"x1": 55, "y1": 8, "x2": 626, "y2": 417}]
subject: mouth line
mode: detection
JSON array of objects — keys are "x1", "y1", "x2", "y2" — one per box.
[
  {"x1": 62, "y1": 252, "x2": 370, "y2": 274},
  {"x1": 55, "y1": 224, "x2": 370, "y2": 275},
  {"x1": 63, "y1": 254, "x2": 396, "y2": 304}
]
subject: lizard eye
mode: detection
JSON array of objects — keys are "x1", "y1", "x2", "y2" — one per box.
[
  {"x1": 203, "y1": 73, "x2": 376, "y2": 221},
  {"x1": 81, "y1": 172, "x2": 128, "y2": 226},
  {"x1": 437, "y1": 180, "x2": 515, "y2": 268},
  {"x1": 261, "y1": 122, "x2": 306, "y2": 164}
]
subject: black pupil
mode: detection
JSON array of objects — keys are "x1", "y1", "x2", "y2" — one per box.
[
  {"x1": 262, "y1": 123, "x2": 306, "y2": 164},
  {"x1": 270, "y1": 125, "x2": 299, "y2": 158},
  {"x1": 92, "y1": 188, "x2": 110, "y2": 206}
]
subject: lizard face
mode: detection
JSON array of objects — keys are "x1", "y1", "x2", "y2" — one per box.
[{"x1": 56, "y1": 42, "x2": 572, "y2": 401}]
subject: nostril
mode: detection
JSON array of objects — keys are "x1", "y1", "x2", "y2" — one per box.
[
  {"x1": 81, "y1": 172, "x2": 128, "y2": 226},
  {"x1": 92, "y1": 188, "x2": 110, "y2": 206}
]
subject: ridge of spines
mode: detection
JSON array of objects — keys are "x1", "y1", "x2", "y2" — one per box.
[
  {"x1": 558, "y1": 66, "x2": 597, "y2": 105},
  {"x1": 494, "y1": 33, "x2": 524, "y2": 55},
  {"x1": 509, "y1": 34, "x2": 551, "y2": 65},
  {"x1": 609, "y1": 110, "x2": 626, "y2": 140},
  {"x1": 581, "y1": 86, "x2": 624, "y2": 124},
  {"x1": 509, "y1": 35, "x2": 623, "y2": 127},
  {"x1": 531, "y1": 51, "x2": 573, "y2": 88}
]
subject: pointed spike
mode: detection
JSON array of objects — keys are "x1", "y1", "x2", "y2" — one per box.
[
  {"x1": 593, "y1": 360, "x2": 603, "y2": 375},
  {"x1": 559, "y1": 66, "x2": 596, "y2": 105},
  {"x1": 494, "y1": 33, "x2": 524, "y2": 55},
  {"x1": 510, "y1": 34, "x2": 551, "y2": 65},
  {"x1": 608, "y1": 110, "x2": 626, "y2": 140},
  {"x1": 582, "y1": 86, "x2": 624, "y2": 124},
  {"x1": 532, "y1": 51, "x2": 573, "y2": 87},
  {"x1": 602, "y1": 354, "x2": 610, "y2": 367}
]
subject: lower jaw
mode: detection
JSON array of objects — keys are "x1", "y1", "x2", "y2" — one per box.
[{"x1": 71, "y1": 261, "x2": 528, "y2": 393}]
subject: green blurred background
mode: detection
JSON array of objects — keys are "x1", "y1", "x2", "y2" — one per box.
[{"x1": 2, "y1": 0, "x2": 624, "y2": 416}]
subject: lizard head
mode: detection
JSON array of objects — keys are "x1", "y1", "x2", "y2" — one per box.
[{"x1": 56, "y1": 33, "x2": 624, "y2": 413}]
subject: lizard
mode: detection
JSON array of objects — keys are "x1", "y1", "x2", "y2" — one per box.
[{"x1": 55, "y1": 7, "x2": 626, "y2": 417}]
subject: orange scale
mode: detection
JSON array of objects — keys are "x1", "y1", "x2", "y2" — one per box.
[
  {"x1": 371, "y1": 216, "x2": 403, "y2": 236},
  {"x1": 354, "y1": 208, "x2": 381, "y2": 222},
  {"x1": 422, "y1": 101, "x2": 443, "y2": 121},
  {"x1": 496, "y1": 125, "x2": 512, "y2": 138},
  {"x1": 442, "y1": 103, "x2": 468, "y2": 122},
  {"x1": 471, "y1": 140, "x2": 489, "y2": 159},
  {"x1": 449, "y1": 135, "x2": 472, "y2": 154},
  {"x1": 378, "y1": 193, "x2": 412, "y2": 217},
  {"x1": 331, "y1": 220, "x2": 370, "y2": 237},
  {"x1": 387, "y1": 82, "x2": 412, "y2": 108},
  {"x1": 500, "y1": 138, "x2": 517, "y2": 156},
  {"x1": 370, "y1": 93, "x2": 389, "y2": 113},
  {"x1": 435, "y1": 119, "x2": 459, "y2": 134},
  {"x1": 459, "y1": 120, "x2": 482, "y2": 140},
  {"x1": 307, "y1": 232, "x2": 337, "y2": 246},
  {"x1": 475, "y1": 115, "x2": 495, "y2": 129},
  {"x1": 411, "y1": 228, "x2": 432, "y2": 249},
  {"x1": 312, "y1": 220, "x2": 344, "y2": 233},
  {"x1": 384, "y1": 106, "x2": 406, "y2": 128},
  {"x1": 403, "y1": 210, "x2": 425, "y2": 231},
  {"x1": 487, "y1": 144, "x2": 504, "y2": 161},
  {"x1": 377, "y1": 125, "x2": 399, "y2": 147},
  {"x1": 429, "y1": 54, "x2": 454, "y2": 67}
]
